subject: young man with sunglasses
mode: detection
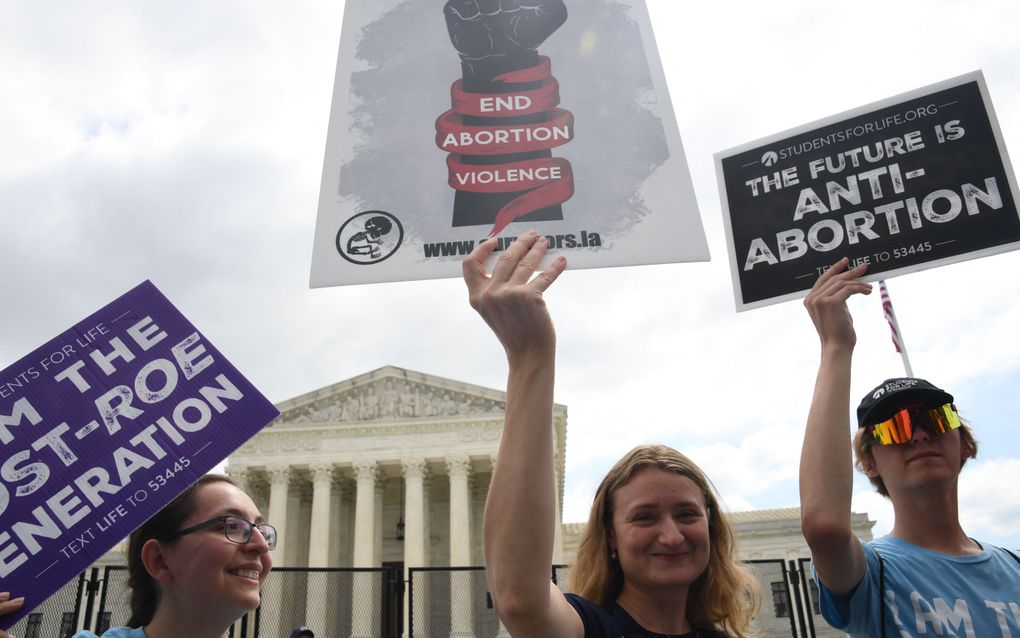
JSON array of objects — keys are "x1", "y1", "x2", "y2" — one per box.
[{"x1": 799, "y1": 259, "x2": 1020, "y2": 638}]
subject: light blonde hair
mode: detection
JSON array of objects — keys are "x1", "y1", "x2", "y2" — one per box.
[
  {"x1": 568, "y1": 445, "x2": 760, "y2": 638},
  {"x1": 854, "y1": 418, "x2": 978, "y2": 497}
]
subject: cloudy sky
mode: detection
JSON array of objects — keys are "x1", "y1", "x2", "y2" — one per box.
[{"x1": 2, "y1": 0, "x2": 1019, "y2": 550}]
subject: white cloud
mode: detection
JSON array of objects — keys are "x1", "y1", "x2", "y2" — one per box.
[
  {"x1": 959, "y1": 458, "x2": 1020, "y2": 548},
  {"x1": 851, "y1": 490, "x2": 895, "y2": 539}
]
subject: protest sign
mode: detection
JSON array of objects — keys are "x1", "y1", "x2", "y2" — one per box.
[
  {"x1": 309, "y1": 0, "x2": 709, "y2": 288},
  {"x1": 716, "y1": 71, "x2": 1020, "y2": 311},
  {"x1": 0, "y1": 282, "x2": 279, "y2": 628}
]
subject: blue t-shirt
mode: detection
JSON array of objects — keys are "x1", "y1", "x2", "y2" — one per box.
[
  {"x1": 72, "y1": 628, "x2": 146, "y2": 638},
  {"x1": 817, "y1": 535, "x2": 1020, "y2": 637}
]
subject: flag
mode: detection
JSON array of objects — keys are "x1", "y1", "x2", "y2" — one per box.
[{"x1": 879, "y1": 280, "x2": 904, "y2": 354}]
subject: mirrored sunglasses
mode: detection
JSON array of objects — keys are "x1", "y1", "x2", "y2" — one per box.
[{"x1": 868, "y1": 402, "x2": 961, "y2": 446}]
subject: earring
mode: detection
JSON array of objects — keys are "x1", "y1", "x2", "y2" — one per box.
[{"x1": 610, "y1": 550, "x2": 617, "y2": 561}]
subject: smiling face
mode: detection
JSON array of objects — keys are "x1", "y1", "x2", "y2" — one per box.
[
  {"x1": 608, "y1": 467, "x2": 711, "y2": 597},
  {"x1": 152, "y1": 481, "x2": 273, "y2": 622}
]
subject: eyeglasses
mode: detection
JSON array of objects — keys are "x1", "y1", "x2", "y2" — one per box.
[
  {"x1": 867, "y1": 403, "x2": 961, "y2": 446},
  {"x1": 167, "y1": 515, "x2": 278, "y2": 550}
]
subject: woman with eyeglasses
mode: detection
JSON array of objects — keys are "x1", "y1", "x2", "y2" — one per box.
[
  {"x1": 1, "y1": 473, "x2": 275, "y2": 638},
  {"x1": 464, "y1": 232, "x2": 759, "y2": 638}
]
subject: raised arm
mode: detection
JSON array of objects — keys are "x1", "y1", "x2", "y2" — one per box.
[
  {"x1": 799, "y1": 258, "x2": 872, "y2": 594},
  {"x1": 464, "y1": 231, "x2": 581, "y2": 638}
]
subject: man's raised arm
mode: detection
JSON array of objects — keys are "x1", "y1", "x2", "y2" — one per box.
[{"x1": 800, "y1": 258, "x2": 872, "y2": 594}]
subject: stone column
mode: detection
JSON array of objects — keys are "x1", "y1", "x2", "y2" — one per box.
[
  {"x1": 267, "y1": 465, "x2": 291, "y2": 566},
  {"x1": 352, "y1": 460, "x2": 378, "y2": 638},
  {"x1": 446, "y1": 456, "x2": 473, "y2": 565},
  {"x1": 421, "y1": 474, "x2": 435, "y2": 638},
  {"x1": 446, "y1": 456, "x2": 474, "y2": 638},
  {"x1": 266, "y1": 465, "x2": 292, "y2": 638},
  {"x1": 286, "y1": 484, "x2": 307, "y2": 567},
  {"x1": 306, "y1": 464, "x2": 334, "y2": 637},
  {"x1": 308, "y1": 464, "x2": 335, "y2": 566},
  {"x1": 402, "y1": 458, "x2": 428, "y2": 638},
  {"x1": 403, "y1": 458, "x2": 429, "y2": 569},
  {"x1": 330, "y1": 478, "x2": 347, "y2": 567},
  {"x1": 353, "y1": 460, "x2": 378, "y2": 566},
  {"x1": 374, "y1": 480, "x2": 385, "y2": 566}
]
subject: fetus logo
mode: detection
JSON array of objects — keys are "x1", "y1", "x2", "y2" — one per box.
[{"x1": 336, "y1": 211, "x2": 404, "y2": 265}]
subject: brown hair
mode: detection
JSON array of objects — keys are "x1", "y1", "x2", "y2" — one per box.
[
  {"x1": 854, "y1": 418, "x2": 978, "y2": 497},
  {"x1": 125, "y1": 474, "x2": 237, "y2": 627},
  {"x1": 568, "y1": 445, "x2": 759, "y2": 638}
]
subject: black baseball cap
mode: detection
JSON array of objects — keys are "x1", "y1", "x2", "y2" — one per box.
[
  {"x1": 290, "y1": 627, "x2": 314, "y2": 638},
  {"x1": 856, "y1": 377, "x2": 954, "y2": 428}
]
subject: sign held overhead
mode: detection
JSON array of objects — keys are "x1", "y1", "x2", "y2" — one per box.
[{"x1": 716, "y1": 71, "x2": 1020, "y2": 311}]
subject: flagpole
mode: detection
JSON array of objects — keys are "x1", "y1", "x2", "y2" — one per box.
[{"x1": 879, "y1": 279, "x2": 914, "y2": 377}]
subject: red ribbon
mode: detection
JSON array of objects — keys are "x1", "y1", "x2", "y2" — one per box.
[
  {"x1": 449, "y1": 77, "x2": 561, "y2": 117},
  {"x1": 435, "y1": 108, "x2": 574, "y2": 155}
]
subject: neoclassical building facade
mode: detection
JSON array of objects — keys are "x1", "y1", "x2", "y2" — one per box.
[
  {"x1": 222, "y1": 365, "x2": 873, "y2": 637},
  {"x1": 226, "y1": 366, "x2": 568, "y2": 574}
]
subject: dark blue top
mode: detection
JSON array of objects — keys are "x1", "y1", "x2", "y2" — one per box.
[{"x1": 564, "y1": 593, "x2": 728, "y2": 638}]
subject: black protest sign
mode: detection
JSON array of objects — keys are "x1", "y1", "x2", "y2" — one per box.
[{"x1": 716, "y1": 72, "x2": 1020, "y2": 311}]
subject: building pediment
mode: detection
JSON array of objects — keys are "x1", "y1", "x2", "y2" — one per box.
[{"x1": 272, "y1": 365, "x2": 514, "y2": 426}]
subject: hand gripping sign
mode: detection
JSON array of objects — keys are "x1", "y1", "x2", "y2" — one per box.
[
  {"x1": 0, "y1": 282, "x2": 279, "y2": 629},
  {"x1": 437, "y1": 0, "x2": 575, "y2": 236}
]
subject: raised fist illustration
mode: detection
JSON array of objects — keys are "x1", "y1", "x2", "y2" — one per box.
[
  {"x1": 438, "y1": 0, "x2": 572, "y2": 231},
  {"x1": 444, "y1": 0, "x2": 567, "y2": 64}
]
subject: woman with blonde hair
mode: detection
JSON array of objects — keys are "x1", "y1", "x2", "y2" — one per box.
[{"x1": 464, "y1": 231, "x2": 759, "y2": 638}]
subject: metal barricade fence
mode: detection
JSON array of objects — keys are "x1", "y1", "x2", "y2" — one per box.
[
  {"x1": 405, "y1": 565, "x2": 569, "y2": 638},
  {"x1": 9, "y1": 565, "x2": 395, "y2": 638},
  {"x1": 93, "y1": 566, "x2": 130, "y2": 634},
  {"x1": 14, "y1": 561, "x2": 836, "y2": 638},
  {"x1": 746, "y1": 559, "x2": 800, "y2": 638},
  {"x1": 408, "y1": 566, "x2": 499, "y2": 638},
  {"x1": 6, "y1": 571, "x2": 86, "y2": 638},
  {"x1": 552, "y1": 564, "x2": 569, "y2": 592},
  {"x1": 255, "y1": 566, "x2": 394, "y2": 638},
  {"x1": 412, "y1": 562, "x2": 820, "y2": 638},
  {"x1": 796, "y1": 557, "x2": 849, "y2": 638}
]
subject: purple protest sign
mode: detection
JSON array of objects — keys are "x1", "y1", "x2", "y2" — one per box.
[{"x1": 0, "y1": 281, "x2": 279, "y2": 629}]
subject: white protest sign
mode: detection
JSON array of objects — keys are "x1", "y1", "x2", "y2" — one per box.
[{"x1": 310, "y1": 0, "x2": 709, "y2": 287}]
